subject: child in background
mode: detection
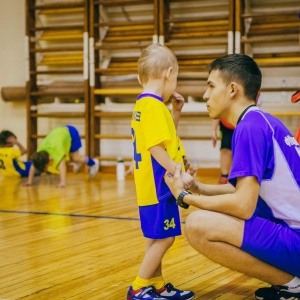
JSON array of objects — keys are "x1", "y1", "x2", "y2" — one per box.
[
  {"x1": 211, "y1": 118, "x2": 234, "y2": 184},
  {"x1": 23, "y1": 125, "x2": 99, "y2": 188},
  {"x1": 0, "y1": 130, "x2": 35, "y2": 178},
  {"x1": 128, "y1": 43, "x2": 195, "y2": 300}
]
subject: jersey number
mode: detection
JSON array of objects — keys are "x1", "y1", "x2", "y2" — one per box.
[
  {"x1": 131, "y1": 128, "x2": 142, "y2": 169},
  {"x1": 164, "y1": 218, "x2": 176, "y2": 230}
]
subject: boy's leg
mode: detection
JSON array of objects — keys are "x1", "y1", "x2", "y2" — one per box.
[
  {"x1": 184, "y1": 210, "x2": 295, "y2": 285},
  {"x1": 66, "y1": 125, "x2": 99, "y2": 176},
  {"x1": 128, "y1": 198, "x2": 194, "y2": 299},
  {"x1": 135, "y1": 237, "x2": 173, "y2": 283},
  {"x1": 70, "y1": 151, "x2": 99, "y2": 177},
  {"x1": 129, "y1": 237, "x2": 194, "y2": 300}
]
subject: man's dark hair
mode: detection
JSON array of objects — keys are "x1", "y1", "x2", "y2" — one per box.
[
  {"x1": 31, "y1": 151, "x2": 50, "y2": 172},
  {"x1": 0, "y1": 130, "x2": 16, "y2": 146},
  {"x1": 208, "y1": 54, "x2": 262, "y2": 101}
]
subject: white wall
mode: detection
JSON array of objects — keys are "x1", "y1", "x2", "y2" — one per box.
[{"x1": 0, "y1": 0, "x2": 27, "y2": 147}]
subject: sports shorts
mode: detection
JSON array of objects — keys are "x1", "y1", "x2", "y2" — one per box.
[
  {"x1": 139, "y1": 196, "x2": 182, "y2": 239},
  {"x1": 241, "y1": 214, "x2": 300, "y2": 277},
  {"x1": 220, "y1": 122, "x2": 234, "y2": 150},
  {"x1": 13, "y1": 161, "x2": 32, "y2": 178},
  {"x1": 66, "y1": 125, "x2": 82, "y2": 153}
]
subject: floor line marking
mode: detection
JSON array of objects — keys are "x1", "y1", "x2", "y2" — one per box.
[{"x1": 0, "y1": 209, "x2": 140, "y2": 221}]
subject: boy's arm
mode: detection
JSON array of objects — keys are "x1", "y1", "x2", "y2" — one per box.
[
  {"x1": 149, "y1": 144, "x2": 194, "y2": 189},
  {"x1": 22, "y1": 164, "x2": 36, "y2": 186},
  {"x1": 170, "y1": 92, "x2": 185, "y2": 129},
  {"x1": 8, "y1": 136, "x2": 28, "y2": 155},
  {"x1": 149, "y1": 144, "x2": 177, "y2": 174},
  {"x1": 57, "y1": 158, "x2": 67, "y2": 188},
  {"x1": 212, "y1": 119, "x2": 220, "y2": 148},
  {"x1": 125, "y1": 160, "x2": 134, "y2": 176}
]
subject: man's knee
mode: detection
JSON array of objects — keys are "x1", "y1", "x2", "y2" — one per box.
[
  {"x1": 185, "y1": 210, "x2": 244, "y2": 248},
  {"x1": 184, "y1": 210, "x2": 213, "y2": 245}
]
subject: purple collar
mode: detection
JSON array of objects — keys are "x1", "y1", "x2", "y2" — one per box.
[{"x1": 137, "y1": 93, "x2": 163, "y2": 102}]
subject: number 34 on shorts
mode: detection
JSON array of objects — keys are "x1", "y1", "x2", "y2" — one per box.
[{"x1": 164, "y1": 218, "x2": 176, "y2": 230}]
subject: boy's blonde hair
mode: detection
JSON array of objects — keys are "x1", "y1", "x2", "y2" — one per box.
[{"x1": 138, "y1": 43, "x2": 178, "y2": 85}]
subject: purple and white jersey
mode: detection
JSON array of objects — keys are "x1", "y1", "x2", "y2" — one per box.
[{"x1": 229, "y1": 106, "x2": 300, "y2": 230}]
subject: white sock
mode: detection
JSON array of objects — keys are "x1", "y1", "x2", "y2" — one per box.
[{"x1": 283, "y1": 277, "x2": 300, "y2": 293}]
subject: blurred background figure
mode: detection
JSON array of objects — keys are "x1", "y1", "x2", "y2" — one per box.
[{"x1": 212, "y1": 118, "x2": 234, "y2": 184}]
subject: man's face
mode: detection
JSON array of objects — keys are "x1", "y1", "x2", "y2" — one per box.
[{"x1": 203, "y1": 70, "x2": 231, "y2": 119}]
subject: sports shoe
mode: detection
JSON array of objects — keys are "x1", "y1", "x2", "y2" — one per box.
[
  {"x1": 89, "y1": 158, "x2": 99, "y2": 178},
  {"x1": 156, "y1": 283, "x2": 195, "y2": 300},
  {"x1": 255, "y1": 285, "x2": 300, "y2": 300},
  {"x1": 127, "y1": 286, "x2": 167, "y2": 299}
]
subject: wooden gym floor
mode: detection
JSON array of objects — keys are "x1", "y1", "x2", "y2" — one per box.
[{"x1": 0, "y1": 170, "x2": 267, "y2": 299}]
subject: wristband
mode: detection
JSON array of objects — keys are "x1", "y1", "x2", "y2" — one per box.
[{"x1": 176, "y1": 190, "x2": 191, "y2": 209}]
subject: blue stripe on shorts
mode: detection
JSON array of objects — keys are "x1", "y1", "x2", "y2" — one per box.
[
  {"x1": 139, "y1": 196, "x2": 182, "y2": 239},
  {"x1": 241, "y1": 214, "x2": 300, "y2": 277},
  {"x1": 66, "y1": 125, "x2": 82, "y2": 153}
]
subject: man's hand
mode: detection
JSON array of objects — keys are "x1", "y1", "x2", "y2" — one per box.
[
  {"x1": 181, "y1": 171, "x2": 195, "y2": 190},
  {"x1": 164, "y1": 162, "x2": 185, "y2": 199}
]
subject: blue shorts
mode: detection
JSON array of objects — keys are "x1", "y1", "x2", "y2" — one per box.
[
  {"x1": 66, "y1": 125, "x2": 82, "y2": 153},
  {"x1": 139, "y1": 196, "x2": 182, "y2": 239},
  {"x1": 13, "y1": 161, "x2": 32, "y2": 178},
  {"x1": 241, "y1": 215, "x2": 300, "y2": 277}
]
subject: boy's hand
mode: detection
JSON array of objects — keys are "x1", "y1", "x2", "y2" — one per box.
[
  {"x1": 183, "y1": 157, "x2": 196, "y2": 177},
  {"x1": 6, "y1": 136, "x2": 17, "y2": 147},
  {"x1": 21, "y1": 182, "x2": 32, "y2": 187},
  {"x1": 171, "y1": 92, "x2": 185, "y2": 112},
  {"x1": 57, "y1": 182, "x2": 66, "y2": 188}
]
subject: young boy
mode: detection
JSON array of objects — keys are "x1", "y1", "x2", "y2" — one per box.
[
  {"x1": 23, "y1": 125, "x2": 99, "y2": 188},
  {"x1": 0, "y1": 130, "x2": 34, "y2": 178},
  {"x1": 128, "y1": 44, "x2": 195, "y2": 300}
]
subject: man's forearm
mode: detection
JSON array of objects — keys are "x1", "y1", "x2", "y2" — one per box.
[{"x1": 192, "y1": 181, "x2": 235, "y2": 196}]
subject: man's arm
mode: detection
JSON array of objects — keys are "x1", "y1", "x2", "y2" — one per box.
[
  {"x1": 165, "y1": 163, "x2": 260, "y2": 220},
  {"x1": 190, "y1": 180, "x2": 235, "y2": 196}
]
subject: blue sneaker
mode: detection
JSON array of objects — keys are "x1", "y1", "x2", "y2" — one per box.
[
  {"x1": 127, "y1": 286, "x2": 168, "y2": 300},
  {"x1": 156, "y1": 283, "x2": 195, "y2": 299}
]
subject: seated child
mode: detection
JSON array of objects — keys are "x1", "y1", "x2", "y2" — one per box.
[{"x1": 0, "y1": 130, "x2": 34, "y2": 178}]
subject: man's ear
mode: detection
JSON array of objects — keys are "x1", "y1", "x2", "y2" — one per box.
[{"x1": 229, "y1": 82, "x2": 238, "y2": 97}]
